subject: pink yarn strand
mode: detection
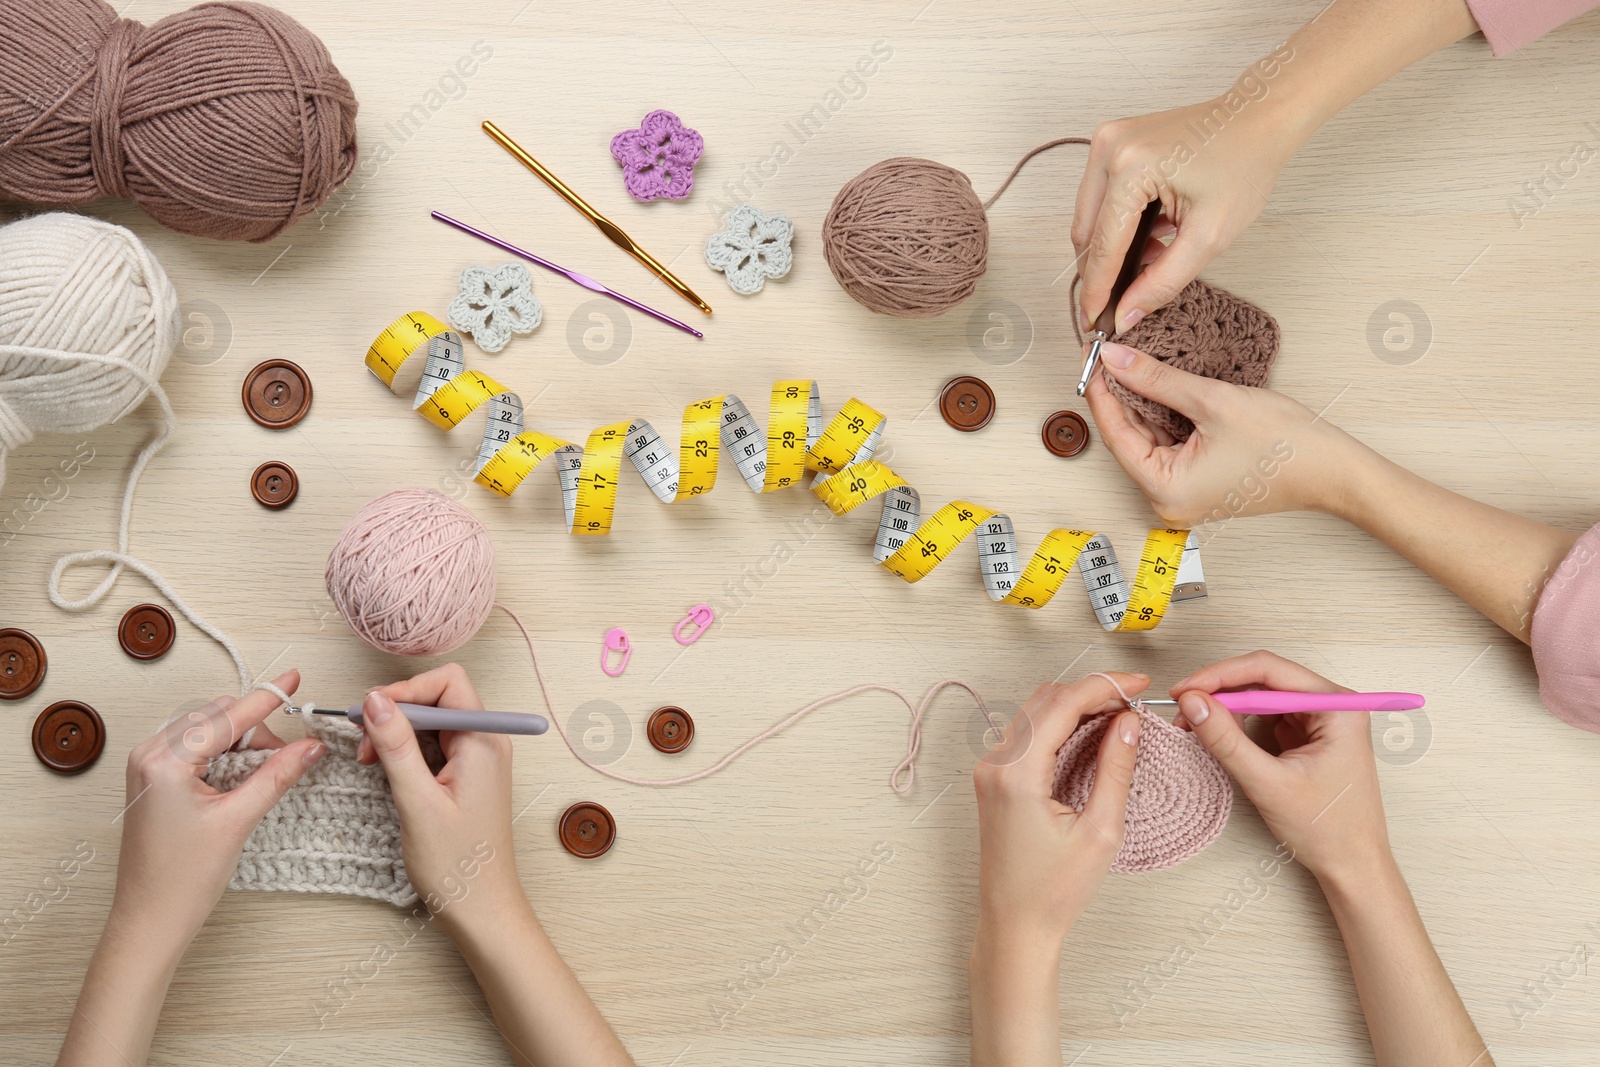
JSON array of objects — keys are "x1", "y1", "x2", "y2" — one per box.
[{"x1": 494, "y1": 604, "x2": 996, "y2": 794}]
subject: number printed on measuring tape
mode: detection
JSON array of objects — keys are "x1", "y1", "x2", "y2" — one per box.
[{"x1": 367, "y1": 312, "x2": 1206, "y2": 630}]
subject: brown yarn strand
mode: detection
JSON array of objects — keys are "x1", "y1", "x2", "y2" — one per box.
[
  {"x1": 821, "y1": 137, "x2": 1090, "y2": 318},
  {"x1": 0, "y1": 0, "x2": 358, "y2": 242},
  {"x1": 980, "y1": 135, "x2": 1090, "y2": 210}
]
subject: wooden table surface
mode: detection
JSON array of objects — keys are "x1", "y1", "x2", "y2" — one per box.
[{"x1": 4, "y1": 1, "x2": 1599, "y2": 1063}]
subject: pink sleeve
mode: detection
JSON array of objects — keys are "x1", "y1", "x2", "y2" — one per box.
[
  {"x1": 1466, "y1": 0, "x2": 1600, "y2": 55},
  {"x1": 1530, "y1": 524, "x2": 1600, "y2": 733}
]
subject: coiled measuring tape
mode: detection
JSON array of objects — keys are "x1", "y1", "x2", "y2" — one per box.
[{"x1": 367, "y1": 312, "x2": 1206, "y2": 630}]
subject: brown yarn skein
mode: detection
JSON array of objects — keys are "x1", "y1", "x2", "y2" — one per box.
[{"x1": 0, "y1": 0, "x2": 358, "y2": 242}]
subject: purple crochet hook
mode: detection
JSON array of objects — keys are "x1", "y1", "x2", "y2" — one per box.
[{"x1": 431, "y1": 211, "x2": 703, "y2": 339}]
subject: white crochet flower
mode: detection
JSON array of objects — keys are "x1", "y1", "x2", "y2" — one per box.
[
  {"x1": 448, "y1": 263, "x2": 542, "y2": 353},
  {"x1": 705, "y1": 204, "x2": 794, "y2": 295}
]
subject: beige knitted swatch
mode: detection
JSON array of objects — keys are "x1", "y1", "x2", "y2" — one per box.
[
  {"x1": 1052, "y1": 705, "x2": 1233, "y2": 873},
  {"x1": 205, "y1": 716, "x2": 415, "y2": 907}
]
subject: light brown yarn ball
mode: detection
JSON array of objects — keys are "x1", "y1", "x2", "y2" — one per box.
[{"x1": 822, "y1": 157, "x2": 989, "y2": 318}]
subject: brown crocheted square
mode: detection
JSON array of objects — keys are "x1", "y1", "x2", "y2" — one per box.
[{"x1": 1092, "y1": 278, "x2": 1280, "y2": 443}]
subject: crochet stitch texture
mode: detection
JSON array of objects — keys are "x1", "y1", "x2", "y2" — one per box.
[
  {"x1": 610, "y1": 110, "x2": 703, "y2": 201},
  {"x1": 205, "y1": 715, "x2": 415, "y2": 907},
  {"x1": 1053, "y1": 704, "x2": 1233, "y2": 873},
  {"x1": 705, "y1": 204, "x2": 794, "y2": 295},
  {"x1": 1073, "y1": 276, "x2": 1280, "y2": 443},
  {"x1": 448, "y1": 263, "x2": 542, "y2": 354}
]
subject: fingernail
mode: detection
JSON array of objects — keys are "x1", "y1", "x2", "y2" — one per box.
[
  {"x1": 1118, "y1": 309, "x2": 1145, "y2": 334},
  {"x1": 1179, "y1": 692, "x2": 1209, "y2": 725},
  {"x1": 1102, "y1": 342, "x2": 1136, "y2": 370},
  {"x1": 303, "y1": 741, "x2": 326, "y2": 766},
  {"x1": 1078, "y1": 307, "x2": 1091, "y2": 331},
  {"x1": 365, "y1": 692, "x2": 393, "y2": 725},
  {"x1": 1120, "y1": 713, "x2": 1141, "y2": 746}
]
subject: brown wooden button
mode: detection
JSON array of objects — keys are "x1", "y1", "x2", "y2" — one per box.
[
  {"x1": 647, "y1": 706, "x2": 695, "y2": 753},
  {"x1": 119, "y1": 604, "x2": 175, "y2": 660},
  {"x1": 242, "y1": 358, "x2": 313, "y2": 429},
  {"x1": 252, "y1": 461, "x2": 298, "y2": 509},
  {"x1": 939, "y1": 376, "x2": 996, "y2": 432},
  {"x1": 32, "y1": 700, "x2": 105, "y2": 774},
  {"x1": 1041, "y1": 410, "x2": 1091, "y2": 458},
  {"x1": 558, "y1": 801, "x2": 616, "y2": 859},
  {"x1": 0, "y1": 628, "x2": 46, "y2": 700}
]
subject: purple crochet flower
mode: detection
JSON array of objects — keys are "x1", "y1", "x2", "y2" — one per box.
[{"x1": 609, "y1": 110, "x2": 704, "y2": 202}]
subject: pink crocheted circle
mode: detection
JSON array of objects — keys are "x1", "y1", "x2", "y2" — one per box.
[
  {"x1": 1052, "y1": 706, "x2": 1232, "y2": 873},
  {"x1": 609, "y1": 110, "x2": 703, "y2": 202}
]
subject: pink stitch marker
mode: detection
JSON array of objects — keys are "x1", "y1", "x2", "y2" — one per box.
[
  {"x1": 673, "y1": 605, "x2": 713, "y2": 645},
  {"x1": 601, "y1": 628, "x2": 631, "y2": 677}
]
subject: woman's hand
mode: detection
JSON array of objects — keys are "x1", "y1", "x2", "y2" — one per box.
[
  {"x1": 356, "y1": 664, "x2": 526, "y2": 933},
  {"x1": 358, "y1": 665, "x2": 637, "y2": 1067},
  {"x1": 1172, "y1": 651, "x2": 1390, "y2": 883},
  {"x1": 973, "y1": 672, "x2": 1145, "y2": 945},
  {"x1": 969, "y1": 673, "x2": 1145, "y2": 1067},
  {"x1": 112, "y1": 670, "x2": 324, "y2": 950},
  {"x1": 60, "y1": 672, "x2": 324, "y2": 1066},
  {"x1": 1084, "y1": 340, "x2": 1357, "y2": 526},
  {"x1": 1086, "y1": 338, "x2": 1579, "y2": 642},
  {"x1": 1072, "y1": 74, "x2": 1302, "y2": 333}
]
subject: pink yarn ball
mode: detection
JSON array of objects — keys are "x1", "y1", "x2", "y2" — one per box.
[{"x1": 325, "y1": 488, "x2": 497, "y2": 657}]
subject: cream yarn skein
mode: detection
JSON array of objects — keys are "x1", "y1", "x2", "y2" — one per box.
[
  {"x1": 0, "y1": 212, "x2": 263, "y2": 696},
  {"x1": 0, "y1": 211, "x2": 175, "y2": 492}
]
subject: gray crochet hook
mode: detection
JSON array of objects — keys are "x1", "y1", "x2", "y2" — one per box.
[{"x1": 285, "y1": 701, "x2": 549, "y2": 735}]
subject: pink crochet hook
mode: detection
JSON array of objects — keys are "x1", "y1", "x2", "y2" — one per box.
[
  {"x1": 286, "y1": 702, "x2": 549, "y2": 735},
  {"x1": 1142, "y1": 691, "x2": 1425, "y2": 715}
]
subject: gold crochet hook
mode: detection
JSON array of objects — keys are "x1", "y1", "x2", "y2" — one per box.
[{"x1": 481, "y1": 120, "x2": 713, "y2": 317}]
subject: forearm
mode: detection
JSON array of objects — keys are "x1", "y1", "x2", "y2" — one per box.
[
  {"x1": 1320, "y1": 857, "x2": 1493, "y2": 1067},
  {"x1": 448, "y1": 899, "x2": 633, "y2": 1067},
  {"x1": 1325, "y1": 435, "x2": 1577, "y2": 642},
  {"x1": 57, "y1": 910, "x2": 187, "y2": 1066},
  {"x1": 969, "y1": 922, "x2": 1064, "y2": 1067},
  {"x1": 1260, "y1": 0, "x2": 1480, "y2": 142}
]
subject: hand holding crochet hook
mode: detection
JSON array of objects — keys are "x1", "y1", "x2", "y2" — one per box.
[{"x1": 969, "y1": 651, "x2": 1489, "y2": 1067}]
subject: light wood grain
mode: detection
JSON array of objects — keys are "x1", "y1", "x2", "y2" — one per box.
[{"x1": 4, "y1": 1, "x2": 1600, "y2": 1063}]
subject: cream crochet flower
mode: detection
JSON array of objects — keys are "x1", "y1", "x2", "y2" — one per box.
[
  {"x1": 448, "y1": 263, "x2": 542, "y2": 353},
  {"x1": 705, "y1": 204, "x2": 794, "y2": 295}
]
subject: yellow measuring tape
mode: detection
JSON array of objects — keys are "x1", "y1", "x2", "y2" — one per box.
[{"x1": 367, "y1": 312, "x2": 1205, "y2": 631}]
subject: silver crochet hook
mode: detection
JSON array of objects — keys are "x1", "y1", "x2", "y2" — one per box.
[
  {"x1": 285, "y1": 702, "x2": 549, "y2": 735},
  {"x1": 1077, "y1": 198, "x2": 1162, "y2": 397}
]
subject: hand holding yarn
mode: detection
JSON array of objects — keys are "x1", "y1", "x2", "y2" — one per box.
[
  {"x1": 0, "y1": 0, "x2": 358, "y2": 241},
  {"x1": 1083, "y1": 340, "x2": 1342, "y2": 527},
  {"x1": 1074, "y1": 274, "x2": 1279, "y2": 444},
  {"x1": 973, "y1": 673, "x2": 1146, "y2": 947},
  {"x1": 1171, "y1": 651, "x2": 1387, "y2": 883},
  {"x1": 112, "y1": 672, "x2": 324, "y2": 950}
]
